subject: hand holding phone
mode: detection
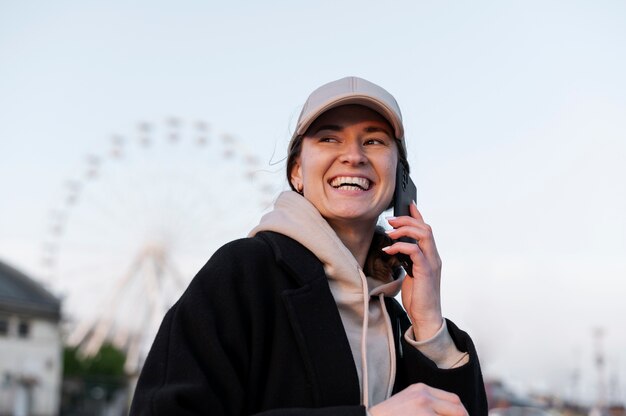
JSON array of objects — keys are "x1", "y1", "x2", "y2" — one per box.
[
  {"x1": 393, "y1": 163, "x2": 417, "y2": 277},
  {"x1": 388, "y1": 165, "x2": 444, "y2": 341}
]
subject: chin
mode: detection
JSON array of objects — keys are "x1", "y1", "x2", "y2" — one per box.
[{"x1": 331, "y1": 208, "x2": 381, "y2": 224}]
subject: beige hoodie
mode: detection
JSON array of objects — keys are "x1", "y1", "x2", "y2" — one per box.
[{"x1": 249, "y1": 191, "x2": 468, "y2": 407}]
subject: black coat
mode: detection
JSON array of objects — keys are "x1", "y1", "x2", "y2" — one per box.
[{"x1": 130, "y1": 231, "x2": 488, "y2": 415}]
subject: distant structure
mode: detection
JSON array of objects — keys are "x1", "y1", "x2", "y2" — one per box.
[
  {"x1": 40, "y1": 117, "x2": 277, "y2": 375},
  {"x1": 0, "y1": 260, "x2": 62, "y2": 416},
  {"x1": 594, "y1": 328, "x2": 607, "y2": 409}
]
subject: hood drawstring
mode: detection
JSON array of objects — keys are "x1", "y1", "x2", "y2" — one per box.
[
  {"x1": 250, "y1": 192, "x2": 403, "y2": 407},
  {"x1": 357, "y1": 267, "x2": 370, "y2": 408},
  {"x1": 360, "y1": 268, "x2": 405, "y2": 407},
  {"x1": 379, "y1": 293, "x2": 397, "y2": 399}
]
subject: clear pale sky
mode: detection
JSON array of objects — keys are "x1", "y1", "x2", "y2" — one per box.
[{"x1": 1, "y1": 0, "x2": 625, "y2": 404}]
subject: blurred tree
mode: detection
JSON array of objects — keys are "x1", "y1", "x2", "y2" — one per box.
[
  {"x1": 61, "y1": 343, "x2": 128, "y2": 415},
  {"x1": 63, "y1": 343, "x2": 126, "y2": 377}
]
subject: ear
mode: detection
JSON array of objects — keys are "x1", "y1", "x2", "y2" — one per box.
[{"x1": 290, "y1": 157, "x2": 303, "y2": 192}]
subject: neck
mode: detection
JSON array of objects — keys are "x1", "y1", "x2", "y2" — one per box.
[{"x1": 327, "y1": 219, "x2": 376, "y2": 269}]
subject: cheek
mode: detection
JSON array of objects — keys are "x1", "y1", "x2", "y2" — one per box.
[
  {"x1": 384, "y1": 174, "x2": 396, "y2": 204},
  {"x1": 381, "y1": 156, "x2": 398, "y2": 203},
  {"x1": 298, "y1": 146, "x2": 327, "y2": 182},
  {"x1": 297, "y1": 156, "x2": 312, "y2": 183},
  {"x1": 384, "y1": 154, "x2": 398, "y2": 185}
]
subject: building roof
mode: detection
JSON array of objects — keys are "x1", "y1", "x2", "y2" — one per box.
[{"x1": 0, "y1": 260, "x2": 61, "y2": 321}]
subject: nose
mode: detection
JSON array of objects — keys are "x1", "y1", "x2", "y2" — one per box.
[{"x1": 339, "y1": 141, "x2": 368, "y2": 165}]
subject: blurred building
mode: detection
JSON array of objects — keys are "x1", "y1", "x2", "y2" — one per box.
[
  {"x1": 486, "y1": 379, "x2": 540, "y2": 409},
  {"x1": 0, "y1": 260, "x2": 62, "y2": 416}
]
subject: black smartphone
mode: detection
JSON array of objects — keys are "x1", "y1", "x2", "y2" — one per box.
[{"x1": 393, "y1": 163, "x2": 417, "y2": 277}]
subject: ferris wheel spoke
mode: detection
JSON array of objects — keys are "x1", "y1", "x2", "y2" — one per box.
[
  {"x1": 160, "y1": 256, "x2": 189, "y2": 290},
  {"x1": 43, "y1": 117, "x2": 280, "y2": 373},
  {"x1": 68, "y1": 253, "x2": 144, "y2": 347}
]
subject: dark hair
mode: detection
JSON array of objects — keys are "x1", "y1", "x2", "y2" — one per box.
[
  {"x1": 365, "y1": 226, "x2": 404, "y2": 282},
  {"x1": 286, "y1": 135, "x2": 305, "y2": 192},
  {"x1": 286, "y1": 133, "x2": 410, "y2": 280}
]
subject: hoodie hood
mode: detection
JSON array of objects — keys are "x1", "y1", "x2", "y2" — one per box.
[
  {"x1": 249, "y1": 191, "x2": 403, "y2": 407},
  {"x1": 249, "y1": 191, "x2": 403, "y2": 298}
]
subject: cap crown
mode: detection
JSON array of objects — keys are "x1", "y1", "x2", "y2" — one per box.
[{"x1": 293, "y1": 77, "x2": 405, "y2": 153}]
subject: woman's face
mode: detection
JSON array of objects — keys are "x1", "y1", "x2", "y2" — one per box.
[{"x1": 290, "y1": 104, "x2": 398, "y2": 229}]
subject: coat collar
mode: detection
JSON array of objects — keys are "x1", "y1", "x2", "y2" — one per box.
[
  {"x1": 257, "y1": 231, "x2": 324, "y2": 286},
  {"x1": 257, "y1": 231, "x2": 362, "y2": 406}
]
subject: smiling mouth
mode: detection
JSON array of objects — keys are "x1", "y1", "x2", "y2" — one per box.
[{"x1": 329, "y1": 176, "x2": 371, "y2": 191}]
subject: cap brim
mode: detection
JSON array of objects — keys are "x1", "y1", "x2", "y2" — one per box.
[{"x1": 294, "y1": 95, "x2": 404, "y2": 141}]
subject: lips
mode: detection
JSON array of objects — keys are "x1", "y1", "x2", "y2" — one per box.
[{"x1": 329, "y1": 176, "x2": 371, "y2": 191}]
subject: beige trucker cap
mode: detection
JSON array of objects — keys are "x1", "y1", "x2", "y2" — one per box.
[{"x1": 291, "y1": 76, "x2": 406, "y2": 153}]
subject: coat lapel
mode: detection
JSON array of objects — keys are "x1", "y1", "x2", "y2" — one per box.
[{"x1": 259, "y1": 231, "x2": 361, "y2": 406}]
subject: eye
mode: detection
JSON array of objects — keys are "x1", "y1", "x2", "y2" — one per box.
[
  {"x1": 364, "y1": 138, "x2": 388, "y2": 146},
  {"x1": 319, "y1": 136, "x2": 338, "y2": 143}
]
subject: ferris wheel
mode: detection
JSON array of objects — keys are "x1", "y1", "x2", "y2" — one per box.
[{"x1": 40, "y1": 117, "x2": 280, "y2": 373}]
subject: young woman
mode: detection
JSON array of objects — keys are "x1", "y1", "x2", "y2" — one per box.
[{"x1": 130, "y1": 77, "x2": 488, "y2": 415}]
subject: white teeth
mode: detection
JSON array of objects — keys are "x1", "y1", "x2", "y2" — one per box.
[
  {"x1": 330, "y1": 176, "x2": 371, "y2": 190},
  {"x1": 340, "y1": 186, "x2": 363, "y2": 191}
]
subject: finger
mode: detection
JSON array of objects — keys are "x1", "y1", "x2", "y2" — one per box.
[
  {"x1": 421, "y1": 384, "x2": 463, "y2": 404},
  {"x1": 409, "y1": 201, "x2": 424, "y2": 222},
  {"x1": 432, "y1": 398, "x2": 468, "y2": 416},
  {"x1": 386, "y1": 216, "x2": 430, "y2": 233},
  {"x1": 385, "y1": 226, "x2": 439, "y2": 265},
  {"x1": 382, "y1": 242, "x2": 432, "y2": 278},
  {"x1": 387, "y1": 203, "x2": 427, "y2": 228},
  {"x1": 385, "y1": 224, "x2": 434, "y2": 244},
  {"x1": 386, "y1": 220, "x2": 435, "y2": 249},
  {"x1": 381, "y1": 241, "x2": 435, "y2": 273},
  {"x1": 386, "y1": 214, "x2": 424, "y2": 228},
  {"x1": 405, "y1": 384, "x2": 467, "y2": 414},
  {"x1": 381, "y1": 241, "x2": 424, "y2": 260}
]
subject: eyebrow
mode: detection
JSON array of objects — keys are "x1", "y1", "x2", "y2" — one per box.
[
  {"x1": 312, "y1": 124, "x2": 343, "y2": 134},
  {"x1": 364, "y1": 126, "x2": 392, "y2": 135},
  {"x1": 312, "y1": 124, "x2": 393, "y2": 136}
]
